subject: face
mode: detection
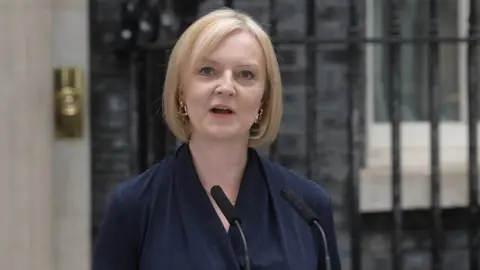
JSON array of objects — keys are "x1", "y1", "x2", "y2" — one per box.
[{"x1": 181, "y1": 30, "x2": 267, "y2": 142}]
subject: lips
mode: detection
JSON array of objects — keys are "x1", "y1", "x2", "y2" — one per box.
[{"x1": 210, "y1": 105, "x2": 234, "y2": 115}]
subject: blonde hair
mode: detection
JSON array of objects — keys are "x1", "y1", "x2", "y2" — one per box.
[{"x1": 162, "y1": 8, "x2": 283, "y2": 148}]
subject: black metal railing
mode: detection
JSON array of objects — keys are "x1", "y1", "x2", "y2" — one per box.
[
  {"x1": 468, "y1": 1, "x2": 480, "y2": 270},
  {"x1": 113, "y1": 0, "x2": 480, "y2": 269},
  {"x1": 346, "y1": 1, "x2": 361, "y2": 269},
  {"x1": 426, "y1": 1, "x2": 442, "y2": 269}
]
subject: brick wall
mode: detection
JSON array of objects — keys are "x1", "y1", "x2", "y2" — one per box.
[
  {"x1": 90, "y1": 0, "x2": 136, "y2": 231},
  {"x1": 90, "y1": 0, "x2": 468, "y2": 268}
]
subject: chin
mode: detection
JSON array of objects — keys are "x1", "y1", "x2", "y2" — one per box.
[{"x1": 203, "y1": 127, "x2": 246, "y2": 141}]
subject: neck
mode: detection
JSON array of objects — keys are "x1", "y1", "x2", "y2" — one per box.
[{"x1": 188, "y1": 134, "x2": 249, "y2": 198}]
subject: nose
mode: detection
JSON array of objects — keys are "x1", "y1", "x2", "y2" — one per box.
[{"x1": 214, "y1": 70, "x2": 235, "y2": 96}]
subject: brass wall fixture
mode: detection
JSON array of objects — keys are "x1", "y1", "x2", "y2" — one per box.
[{"x1": 54, "y1": 67, "x2": 84, "y2": 138}]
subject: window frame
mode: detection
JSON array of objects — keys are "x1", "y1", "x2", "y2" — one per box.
[
  {"x1": 364, "y1": 0, "x2": 479, "y2": 170},
  {"x1": 361, "y1": 0, "x2": 480, "y2": 212}
]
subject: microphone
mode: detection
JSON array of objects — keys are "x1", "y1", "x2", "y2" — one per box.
[
  {"x1": 280, "y1": 187, "x2": 331, "y2": 270},
  {"x1": 210, "y1": 185, "x2": 251, "y2": 270}
]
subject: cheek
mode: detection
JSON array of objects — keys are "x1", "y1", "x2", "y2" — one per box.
[
  {"x1": 183, "y1": 84, "x2": 210, "y2": 111},
  {"x1": 241, "y1": 89, "x2": 264, "y2": 119},
  {"x1": 248, "y1": 88, "x2": 265, "y2": 110}
]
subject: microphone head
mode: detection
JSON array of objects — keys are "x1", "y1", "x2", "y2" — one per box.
[
  {"x1": 210, "y1": 185, "x2": 240, "y2": 224},
  {"x1": 280, "y1": 187, "x2": 319, "y2": 225}
]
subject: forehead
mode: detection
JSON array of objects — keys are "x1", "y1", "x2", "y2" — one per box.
[{"x1": 198, "y1": 30, "x2": 265, "y2": 67}]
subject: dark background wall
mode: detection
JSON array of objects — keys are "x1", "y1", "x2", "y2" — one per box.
[{"x1": 90, "y1": 0, "x2": 469, "y2": 269}]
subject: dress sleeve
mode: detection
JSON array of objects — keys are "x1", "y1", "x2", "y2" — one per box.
[{"x1": 93, "y1": 187, "x2": 140, "y2": 270}]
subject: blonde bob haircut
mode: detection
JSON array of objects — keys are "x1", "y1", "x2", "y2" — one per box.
[{"x1": 162, "y1": 8, "x2": 283, "y2": 148}]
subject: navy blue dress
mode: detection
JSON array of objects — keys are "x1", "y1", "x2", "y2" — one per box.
[{"x1": 93, "y1": 143, "x2": 341, "y2": 270}]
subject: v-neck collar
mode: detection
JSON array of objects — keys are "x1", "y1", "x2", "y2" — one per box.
[
  {"x1": 175, "y1": 143, "x2": 263, "y2": 219},
  {"x1": 171, "y1": 143, "x2": 295, "y2": 269},
  {"x1": 173, "y1": 144, "x2": 237, "y2": 269},
  {"x1": 173, "y1": 143, "x2": 266, "y2": 269}
]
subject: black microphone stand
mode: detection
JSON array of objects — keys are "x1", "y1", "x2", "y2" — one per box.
[
  {"x1": 210, "y1": 185, "x2": 251, "y2": 270},
  {"x1": 312, "y1": 220, "x2": 331, "y2": 270},
  {"x1": 233, "y1": 219, "x2": 251, "y2": 270},
  {"x1": 281, "y1": 188, "x2": 331, "y2": 270}
]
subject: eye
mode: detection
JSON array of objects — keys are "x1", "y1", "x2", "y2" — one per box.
[
  {"x1": 199, "y1": 66, "x2": 214, "y2": 76},
  {"x1": 239, "y1": 70, "x2": 255, "y2": 80}
]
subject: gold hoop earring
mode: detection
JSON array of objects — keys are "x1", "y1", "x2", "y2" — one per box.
[{"x1": 179, "y1": 101, "x2": 188, "y2": 117}]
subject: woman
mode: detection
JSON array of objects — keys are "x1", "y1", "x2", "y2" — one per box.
[{"x1": 93, "y1": 8, "x2": 341, "y2": 270}]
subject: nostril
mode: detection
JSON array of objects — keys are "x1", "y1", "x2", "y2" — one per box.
[{"x1": 214, "y1": 86, "x2": 236, "y2": 95}]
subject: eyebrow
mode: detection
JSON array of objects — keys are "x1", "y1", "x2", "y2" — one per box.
[{"x1": 200, "y1": 57, "x2": 260, "y2": 68}]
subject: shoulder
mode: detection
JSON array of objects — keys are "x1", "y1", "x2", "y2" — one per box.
[
  {"x1": 94, "y1": 155, "x2": 179, "y2": 256},
  {"x1": 258, "y1": 156, "x2": 342, "y2": 269},
  {"x1": 108, "y1": 155, "x2": 176, "y2": 213},
  {"x1": 259, "y1": 156, "x2": 332, "y2": 211}
]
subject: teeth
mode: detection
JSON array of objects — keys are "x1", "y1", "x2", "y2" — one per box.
[{"x1": 211, "y1": 108, "x2": 232, "y2": 114}]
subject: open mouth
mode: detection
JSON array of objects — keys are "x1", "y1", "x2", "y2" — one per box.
[{"x1": 210, "y1": 107, "x2": 234, "y2": 115}]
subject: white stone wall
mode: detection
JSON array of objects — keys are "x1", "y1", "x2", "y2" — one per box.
[
  {"x1": 52, "y1": 0, "x2": 90, "y2": 268},
  {"x1": 0, "y1": 0, "x2": 91, "y2": 269},
  {"x1": 0, "y1": 1, "x2": 54, "y2": 269}
]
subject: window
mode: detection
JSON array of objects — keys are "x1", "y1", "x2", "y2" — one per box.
[
  {"x1": 361, "y1": 0, "x2": 479, "y2": 212},
  {"x1": 365, "y1": 0, "x2": 479, "y2": 169}
]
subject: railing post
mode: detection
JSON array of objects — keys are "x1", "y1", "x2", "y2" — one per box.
[
  {"x1": 468, "y1": 0, "x2": 480, "y2": 269},
  {"x1": 224, "y1": 0, "x2": 233, "y2": 8},
  {"x1": 305, "y1": 0, "x2": 317, "y2": 180},
  {"x1": 426, "y1": 1, "x2": 443, "y2": 269},
  {"x1": 347, "y1": 0, "x2": 361, "y2": 269},
  {"x1": 268, "y1": 0, "x2": 279, "y2": 162},
  {"x1": 384, "y1": 0, "x2": 403, "y2": 269}
]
